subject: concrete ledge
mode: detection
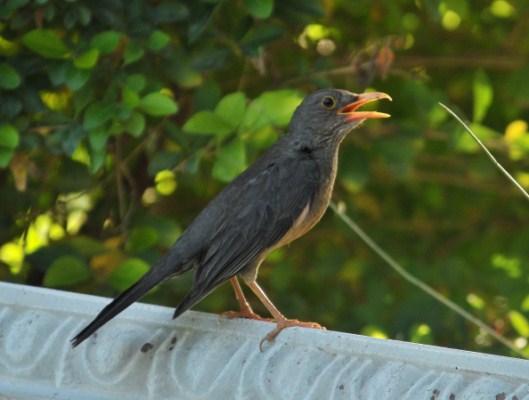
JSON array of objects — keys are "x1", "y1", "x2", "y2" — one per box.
[{"x1": 0, "y1": 281, "x2": 528, "y2": 400}]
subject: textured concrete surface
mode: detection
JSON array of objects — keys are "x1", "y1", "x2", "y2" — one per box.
[{"x1": 1, "y1": 281, "x2": 528, "y2": 399}]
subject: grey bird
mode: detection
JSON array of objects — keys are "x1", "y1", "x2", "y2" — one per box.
[{"x1": 71, "y1": 88, "x2": 391, "y2": 348}]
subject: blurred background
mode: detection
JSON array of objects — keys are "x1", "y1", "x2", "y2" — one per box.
[{"x1": 1, "y1": 0, "x2": 529, "y2": 358}]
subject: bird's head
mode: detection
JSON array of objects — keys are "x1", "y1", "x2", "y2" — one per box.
[{"x1": 289, "y1": 88, "x2": 391, "y2": 147}]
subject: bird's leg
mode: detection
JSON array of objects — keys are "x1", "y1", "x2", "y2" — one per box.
[
  {"x1": 222, "y1": 277, "x2": 270, "y2": 321},
  {"x1": 243, "y1": 279, "x2": 325, "y2": 350}
]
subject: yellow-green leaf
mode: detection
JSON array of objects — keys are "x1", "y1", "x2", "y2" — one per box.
[
  {"x1": 509, "y1": 310, "x2": 529, "y2": 338},
  {"x1": 155, "y1": 169, "x2": 177, "y2": 195},
  {"x1": 473, "y1": 69, "x2": 493, "y2": 123},
  {"x1": 74, "y1": 48, "x2": 99, "y2": 69}
]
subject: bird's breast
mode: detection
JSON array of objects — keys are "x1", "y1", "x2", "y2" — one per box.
[{"x1": 276, "y1": 176, "x2": 335, "y2": 249}]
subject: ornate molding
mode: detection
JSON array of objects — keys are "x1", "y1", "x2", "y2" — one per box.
[{"x1": 0, "y1": 281, "x2": 528, "y2": 399}]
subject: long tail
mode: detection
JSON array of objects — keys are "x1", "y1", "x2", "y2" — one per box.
[{"x1": 71, "y1": 267, "x2": 168, "y2": 347}]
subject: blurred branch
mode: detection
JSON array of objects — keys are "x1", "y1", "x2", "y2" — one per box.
[
  {"x1": 397, "y1": 55, "x2": 525, "y2": 70},
  {"x1": 282, "y1": 53, "x2": 524, "y2": 88},
  {"x1": 114, "y1": 136, "x2": 128, "y2": 232},
  {"x1": 329, "y1": 201, "x2": 526, "y2": 359}
]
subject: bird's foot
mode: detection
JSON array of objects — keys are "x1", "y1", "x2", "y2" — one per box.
[
  {"x1": 259, "y1": 318, "x2": 325, "y2": 351},
  {"x1": 221, "y1": 309, "x2": 272, "y2": 322}
]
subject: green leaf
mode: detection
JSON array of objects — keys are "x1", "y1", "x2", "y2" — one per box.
[
  {"x1": 22, "y1": 29, "x2": 70, "y2": 58},
  {"x1": 508, "y1": 310, "x2": 529, "y2": 338},
  {"x1": 152, "y1": 2, "x2": 189, "y2": 23},
  {"x1": 0, "y1": 150, "x2": 14, "y2": 168},
  {"x1": 214, "y1": 92, "x2": 246, "y2": 129},
  {"x1": 90, "y1": 31, "x2": 122, "y2": 54},
  {"x1": 123, "y1": 41, "x2": 145, "y2": 65},
  {"x1": 183, "y1": 110, "x2": 234, "y2": 137},
  {"x1": 125, "y1": 74, "x2": 146, "y2": 92},
  {"x1": 188, "y1": 5, "x2": 215, "y2": 43},
  {"x1": 194, "y1": 79, "x2": 221, "y2": 111},
  {"x1": 521, "y1": 295, "x2": 529, "y2": 312},
  {"x1": 190, "y1": 48, "x2": 229, "y2": 71},
  {"x1": 240, "y1": 23, "x2": 284, "y2": 55},
  {"x1": 65, "y1": 64, "x2": 91, "y2": 90},
  {"x1": 473, "y1": 69, "x2": 493, "y2": 123},
  {"x1": 241, "y1": 89, "x2": 302, "y2": 133},
  {"x1": 126, "y1": 111, "x2": 145, "y2": 137},
  {"x1": 73, "y1": 48, "x2": 99, "y2": 69},
  {"x1": 43, "y1": 255, "x2": 91, "y2": 287},
  {"x1": 148, "y1": 151, "x2": 182, "y2": 176},
  {"x1": 122, "y1": 87, "x2": 140, "y2": 109},
  {"x1": 88, "y1": 128, "x2": 109, "y2": 151},
  {"x1": 0, "y1": 124, "x2": 20, "y2": 173},
  {"x1": 212, "y1": 139, "x2": 246, "y2": 182},
  {"x1": 0, "y1": 63, "x2": 21, "y2": 89},
  {"x1": 89, "y1": 147, "x2": 106, "y2": 173},
  {"x1": 244, "y1": 0, "x2": 274, "y2": 19},
  {"x1": 73, "y1": 86, "x2": 94, "y2": 113},
  {"x1": 125, "y1": 226, "x2": 159, "y2": 253},
  {"x1": 0, "y1": 124, "x2": 20, "y2": 149},
  {"x1": 108, "y1": 258, "x2": 150, "y2": 292},
  {"x1": 138, "y1": 93, "x2": 178, "y2": 116},
  {"x1": 147, "y1": 30, "x2": 170, "y2": 52},
  {"x1": 83, "y1": 101, "x2": 116, "y2": 129},
  {"x1": 66, "y1": 236, "x2": 107, "y2": 257}
]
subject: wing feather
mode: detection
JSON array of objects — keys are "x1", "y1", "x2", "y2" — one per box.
[{"x1": 195, "y1": 154, "x2": 320, "y2": 289}]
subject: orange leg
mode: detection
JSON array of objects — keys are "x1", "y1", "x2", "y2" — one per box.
[
  {"x1": 222, "y1": 277, "x2": 269, "y2": 321},
  {"x1": 243, "y1": 279, "x2": 325, "y2": 350}
]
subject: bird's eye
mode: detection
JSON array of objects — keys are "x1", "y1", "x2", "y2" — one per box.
[{"x1": 322, "y1": 96, "x2": 335, "y2": 109}]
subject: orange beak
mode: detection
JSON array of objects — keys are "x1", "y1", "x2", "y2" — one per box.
[{"x1": 339, "y1": 92, "x2": 392, "y2": 122}]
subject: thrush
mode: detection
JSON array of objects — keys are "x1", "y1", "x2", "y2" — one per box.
[{"x1": 71, "y1": 88, "x2": 391, "y2": 348}]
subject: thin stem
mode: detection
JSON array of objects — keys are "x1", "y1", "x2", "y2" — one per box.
[
  {"x1": 329, "y1": 201, "x2": 526, "y2": 359},
  {"x1": 439, "y1": 102, "x2": 529, "y2": 202}
]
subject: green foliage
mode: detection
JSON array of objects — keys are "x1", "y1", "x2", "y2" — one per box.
[
  {"x1": 473, "y1": 69, "x2": 493, "y2": 123},
  {"x1": 0, "y1": 63, "x2": 21, "y2": 89},
  {"x1": 43, "y1": 255, "x2": 91, "y2": 287},
  {"x1": 213, "y1": 139, "x2": 246, "y2": 182},
  {"x1": 22, "y1": 29, "x2": 70, "y2": 58},
  {"x1": 109, "y1": 258, "x2": 150, "y2": 292},
  {"x1": 0, "y1": 124, "x2": 20, "y2": 167},
  {"x1": 138, "y1": 93, "x2": 178, "y2": 116},
  {"x1": 2, "y1": 0, "x2": 529, "y2": 358}
]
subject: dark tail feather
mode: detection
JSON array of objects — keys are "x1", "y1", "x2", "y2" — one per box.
[
  {"x1": 172, "y1": 284, "x2": 217, "y2": 320},
  {"x1": 71, "y1": 269, "x2": 166, "y2": 347}
]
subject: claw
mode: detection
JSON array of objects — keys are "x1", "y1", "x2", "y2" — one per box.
[{"x1": 259, "y1": 318, "x2": 325, "y2": 351}]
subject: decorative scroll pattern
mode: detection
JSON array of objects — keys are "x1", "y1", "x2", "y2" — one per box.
[{"x1": 0, "y1": 282, "x2": 528, "y2": 400}]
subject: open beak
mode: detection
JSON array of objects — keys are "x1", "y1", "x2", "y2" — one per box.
[{"x1": 339, "y1": 92, "x2": 392, "y2": 122}]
